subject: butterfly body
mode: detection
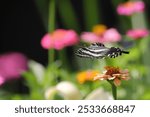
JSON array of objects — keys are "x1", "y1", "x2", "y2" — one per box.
[{"x1": 75, "y1": 43, "x2": 129, "y2": 59}]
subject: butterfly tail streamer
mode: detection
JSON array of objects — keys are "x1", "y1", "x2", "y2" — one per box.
[{"x1": 121, "y1": 50, "x2": 130, "y2": 54}]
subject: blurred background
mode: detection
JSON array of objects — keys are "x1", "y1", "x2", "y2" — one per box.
[{"x1": 0, "y1": 0, "x2": 150, "y2": 100}]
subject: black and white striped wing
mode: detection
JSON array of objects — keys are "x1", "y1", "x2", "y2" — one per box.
[
  {"x1": 75, "y1": 43, "x2": 129, "y2": 59},
  {"x1": 75, "y1": 43, "x2": 109, "y2": 59}
]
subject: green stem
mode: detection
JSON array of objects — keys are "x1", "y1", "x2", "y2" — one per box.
[
  {"x1": 108, "y1": 80, "x2": 117, "y2": 100},
  {"x1": 58, "y1": 49, "x2": 69, "y2": 70},
  {"x1": 48, "y1": 0, "x2": 56, "y2": 64},
  {"x1": 34, "y1": 0, "x2": 49, "y2": 30},
  {"x1": 48, "y1": 0, "x2": 56, "y2": 32},
  {"x1": 57, "y1": 0, "x2": 80, "y2": 32},
  {"x1": 48, "y1": 49, "x2": 55, "y2": 65},
  {"x1": 111, "y1": 83, "x2": 117, "y2": 100},
  {"x1": 83, "y1": 0, "x2": 100, "y2": 31}
]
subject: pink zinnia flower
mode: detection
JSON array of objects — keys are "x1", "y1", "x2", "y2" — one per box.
[
  {"x1": 81, "y1": 28, "x2": 121, "y2": 43},
  {"x1": 80, "y1": 32, "x2": 102, "y2": 43},
  {"x1": 117, "y1": 1, "x2": 145, "y2": 16},
  {"x1": 0, "y1": 75, "x2": 5, "y2": 85},
  {"x1": 126, "y1": 29, "x2": 149, "y2": 39},
  {"x1": 102, "y1": 28, "x2": 121, "y2": 43},
  {"x1": 0, "y1": 52, "x2": 28, "y2": 85},
  {"x1": 41, "y1": 29, "x2": 79, "y2": 50}
]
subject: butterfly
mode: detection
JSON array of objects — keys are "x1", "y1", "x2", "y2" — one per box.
[{"x1": 75, "y1": 43, "x2": 129, "y2": 59}]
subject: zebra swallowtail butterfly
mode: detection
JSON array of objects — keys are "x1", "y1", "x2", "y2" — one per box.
[{"x1": 75, "y1": 43, "x2": 129, "y2": 59}]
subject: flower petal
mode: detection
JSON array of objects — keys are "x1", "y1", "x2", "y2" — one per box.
[
  {"x1": 85, "y1": 88, "x2": 113, "y2": 100},
  {"x1": 112, "y1": 74, "x2": 122, "y2": 77},
  {"x1": 126, "y1": 29, "x2": 149, "y2": 39},
  {"x1": 41, "y1": 33, "x2": 53, "y2": 49},
  {"x1": 102, "y1": 28, "x2": 121, "y2": 43},
  {"x1": 0, "y1": 75, "x2": 5, "y2": 86},
  {"x1": 94, "y1": 74, "x2": 111, "y2": 80},
  {"x1": 41, "y1": 29, "x2": 79, "y2": 50},
  {"x1": 81, "y1": 32, "x2": 102, "y2": 43},
  {"x1": 56, "y1": 81, "x2": 81, "y2": 100},
  {"x1": 0, "y1": 52, "x2": 28, "y2": 81},
  {"x1": 114, "y1": 78, "x2": 121, "y2": 86},
  {"x1": 108, "y1": 76, "x2": 115, "y2": 80}
]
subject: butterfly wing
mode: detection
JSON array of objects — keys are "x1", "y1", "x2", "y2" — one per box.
[
  {"x1": 106, "y1": 47, "x2": 130, "y2": 58},
  {"x1": 76, "y1": 43, "x2": 130, "y2": 59},
  {"x1": 75, "y1": 43, "x2": 110, "y2": 59}
]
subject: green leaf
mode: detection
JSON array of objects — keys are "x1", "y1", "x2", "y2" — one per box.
[{"x1": 22, "y1": 71, "x2": 41, "y2": 91}]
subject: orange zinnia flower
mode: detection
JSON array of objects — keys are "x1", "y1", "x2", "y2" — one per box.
[
  {"x1": 92, "y1": 24, "x2": 107, "y2": 36},
  {"x1": 94, "y1": 66, "x2": 129, "y2": 86},
  {"x1": 77, "y1": 70, "x2": 99, "y2": 84}
]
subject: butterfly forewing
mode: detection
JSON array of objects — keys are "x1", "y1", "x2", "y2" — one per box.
[{"x1": 75, "y1": 43, "x2": 110, "y2": 59}]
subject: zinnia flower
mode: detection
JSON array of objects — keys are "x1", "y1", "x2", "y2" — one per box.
[
  {"x1": 77, "y1": 70, "x2": 99, "y2": 84},
  {"x1": 94, "y1": 66, "x2": 129, "y2": 86},
  {"x1": 92, "y1": 24, "x2": 107, "y2": 36},
  {"x1": 0, "y1": 52, "x2": 28, "y2": 85},
  {"x1": 80, "y1": 32, "x2": 101, "y2": 43},
  {"x1": 81, "y1": 24, "x2": 121, "y2": 43},
  {"x1": 41, "y1": 29, "x2": 79, "y2": 50},
  {"x1": 102, "y1": 28, "x2": 121, "y2": 42},
  {"x1": 0, "y1": 75, "x2": 5, "y2": 85},
  {"x1": 45, "y1": 81, "x2": 81, "y2": 100},
  {"x1": 126, "y1": 29, "x2": 149, "y2": 39},
  {"x1": 117, "y1": 1, "x2": 145, "y2": 16}
]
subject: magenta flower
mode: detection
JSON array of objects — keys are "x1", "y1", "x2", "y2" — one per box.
[
  {"x1": 0, "y1": 52, "x2": 28, "y2": 85},
  {"x1": 0, "y1": 76, "x2": 4, "y2": 85},
  {"x1": 126, "y1": 29, "x2": 149, "y2": 39},
  {"x1": 81, "y1": 28, "x2": 121, "y2": 43},
  {"x1": 102, "y1": 28, "x2": 121, "y2": 43},
  {"x1": 80, "y1": 32, "x2": 102, "y2": 43},
  {"x1": 41, "y1": 29, "x2": 79, "y2": 50},
  {"x1": 117, "y1": 1, "x2": 145, "y2": 16}
]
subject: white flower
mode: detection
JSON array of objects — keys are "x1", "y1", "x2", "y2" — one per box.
[
  {"x1": 56, "y1": 81, "x2": 81, "y2": 100},
  {"x1": 45, "y1": 87, "x2": 57, "y2": 100},
  {"x1": 45, "y1": 81, "x2": 82, "y2": 100},
  {"x1": 85, "y1": 88, "x2": 113, "y2": 100}
]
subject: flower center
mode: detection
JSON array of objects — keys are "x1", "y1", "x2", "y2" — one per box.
[
  {"x1": 51, "y1": 30, "x2": 66, "y2": 40},
  {"x1": 105, "y1": 66, "x2": 120, "y2": 76},
  {"x1": 123, "y1": 1, "x2": 134, "y2": 8},
  {"x1": 92, "y1": 24, "x2": 107, "y2": 36}
]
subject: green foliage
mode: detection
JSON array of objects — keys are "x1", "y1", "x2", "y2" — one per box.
[{"x1": 1, "y1": 0, "x2": 150, "y2": 100}]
